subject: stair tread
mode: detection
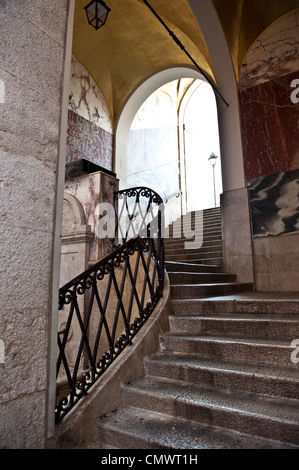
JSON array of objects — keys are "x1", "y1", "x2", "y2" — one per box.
[
  {"x1": 146, "y1": 351, "x2": 299, "y2": 381},
  {"x1": 124, "y1": 376, "x2": 299, "y2": 424},
  {"x1": 167, "y1": 251, "x2": 223, "y2": 255},
  {"x1": 163, "y1": 332, "x2": 296, "y2": 347},
  {"x1": 171, "y1": 313, "x2": 299, "y2": 321},
  {"x1": 171, "y1": 293, "x2": 299, "y2": 309},
  {"x1": 168, "y1": 271, "x2": 230, "y2": 274},
  {"x1": 165, "y1": 261, "x2": 222, "y2": 269},
  {"x1": 96, "y1": 406, "x2": 295, "y2": 449},
  {"x1": 165, "y1": 243, "x2": 223, "y2": 249},
  {"x1": 171, "y1": 282, "x2": 252, "y2": 287}
]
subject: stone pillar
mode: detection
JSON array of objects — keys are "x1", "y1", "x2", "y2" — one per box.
[
  {"x1": 188, "y1": 0, "x2": 255, "y2": 283},
  {"x1": 0, "y1": 0, "x2": 73, "y2": 448},
  {"x1": 221, "y1": 188, "x2": 254, "y2": 283}
]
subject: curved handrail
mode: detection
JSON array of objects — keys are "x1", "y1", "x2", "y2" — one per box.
[{"x1": 56, "y1": 187, "x2": 165, "y2": 423}]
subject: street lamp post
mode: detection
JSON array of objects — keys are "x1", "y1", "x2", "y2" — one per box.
[{"x1": 208, "y1": 152, "x2": 218, "y2": 207}]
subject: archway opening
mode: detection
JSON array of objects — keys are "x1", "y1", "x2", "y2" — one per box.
[
  {"x1": 182, "y1": 80, "x2": 222, "y2": 212},
  {"x1": 125, "y1": 77, "x2": 222, "y2": 225}
]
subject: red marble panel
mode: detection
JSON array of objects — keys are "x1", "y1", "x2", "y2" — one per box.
[
  {"x1": 66, "y1": 110, "x2": 113, "y2": 171},
  {"x1": 239, "y1": 71, "x2": 299, "y2": 179}
]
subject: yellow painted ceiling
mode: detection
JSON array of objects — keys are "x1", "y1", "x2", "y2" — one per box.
[
  {"x1": 73, "y1": 0, "x2": 298, "y2": 127},
  {"x1": 73, "y1": 0, "x2": 214, "y2": 126}
]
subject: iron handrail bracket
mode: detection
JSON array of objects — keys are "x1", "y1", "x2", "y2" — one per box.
[{"x1": 56, "y1": 186, "x2": 165, "y2": 423}]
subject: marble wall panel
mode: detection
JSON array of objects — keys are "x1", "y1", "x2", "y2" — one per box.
[
  {"x1": 66, "y1": 110, "x2": 113, "y2": 171},
  {"x1": 248, "y1": 169, "x2": 299, "y2": 238},
  {"x1": 239, "y1": 12, "x2": 299, "y2": 90},
  {"x1": 239, "y1": 71, "x2": 299, "y2": 180},
  {"x1": 239, "y1": 12, "x2": 299, "y2": 180},
  {"x1": 64, "y1": 171, "x2": 119, "y2": 262},
  {"x1": 69, "y1": 56, "x2": 112, "y2": 134},
  {"x1": 66, "y1": 56, "x2": 113, "y2": 172}
]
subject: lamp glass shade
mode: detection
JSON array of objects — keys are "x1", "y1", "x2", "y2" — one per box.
[
  {"x1": 85, "y1": 0, "x2": 111, "y2": 30},
  {"x1": 208, "y1": 153, "x2": 218, "y2": 166}
]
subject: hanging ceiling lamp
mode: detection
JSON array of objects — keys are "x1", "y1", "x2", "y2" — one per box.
[{"x1": 84, "y1": 0, "x2": 111, "y2": 30}]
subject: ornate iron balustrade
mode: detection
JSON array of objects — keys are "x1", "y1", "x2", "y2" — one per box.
[
  {"x1": 56, "y1": 187, "x2": 165, "y2": 423},
  {"x1": 114, "y1": 186, "x2": 164, "y2": 244}
]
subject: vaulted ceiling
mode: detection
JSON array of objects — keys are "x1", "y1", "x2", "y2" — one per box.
[{"x1": 72, "y1": 0, "x2": 298, "y2": 126}]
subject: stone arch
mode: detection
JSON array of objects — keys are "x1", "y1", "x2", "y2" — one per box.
[
  {"x1": 62, "y1": 192, "x2": 87, "y2": 235},
  {"x1": 60, "y1": 192, "x2": 93, "y2": 288}
]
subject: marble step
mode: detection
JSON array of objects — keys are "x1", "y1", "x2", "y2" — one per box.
[
  {"x1": 145, "y1": 352, "x2": 299, "y2": 400},
  {"x1": 171, "y1": 257, "x2": 224, "y2": 266},
  {"x1": 168, "y1": 313, "x2": 299, "y2": 340},
  {"x1": 121, "y1": 376, "x2": 299, "y2": 445},
  {"x1": 168, "y1": 272, "x2": 236, "y2": 284},
  {"x1": 171, "y1": 220, "x2": 222, "y2": 237},
  {"x1": 169, "y1": 216, "x2": 222, "y2": 227},
  {"x1": 160, "y1": 334, "x2": 295, "y2": 366},
  {"x1": 165, "y1": 250, "x2": 223, "y2": 261},
  {"x1": 171, "y1": 294, "x2": 299, "y2": 315},
  {"x1": 170, "y1": 282, "x2": 253, "y2": 299},
  {"x1": 164, "y1": 234, "x2": 223, "y2": 250},
  {"x1": 165, "y1": 243, "x2": 223, "y2": 256},
  {"x1": 165, "y1": 261, "x2": 224, "y2": 273},
  {"x1": 170, "y1": 211, "x2": 221, "y2": 223},
  {"x1": 164, "y1": 233, "x2": 223, "y2": 245},
  {"x1": 95, "y1": 406, "x2": 295, "y2": 449},
  {"x1": 170, "y1": 209, "x2": 221, "y2": 221}
]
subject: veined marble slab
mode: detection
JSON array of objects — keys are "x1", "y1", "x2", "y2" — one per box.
[{"x1": 248, "y1": 169, "x2": 299, "y2": 237}]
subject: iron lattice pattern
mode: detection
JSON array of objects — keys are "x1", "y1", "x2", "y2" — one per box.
[{"x1": 56, "y1": 187, "x2": 165, "y2": 423}]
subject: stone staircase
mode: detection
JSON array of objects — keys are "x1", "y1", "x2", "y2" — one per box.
[
  {"x1": 165, "y1": 207, "x2": 253, "y2": 298},
  {"x1": 166, "y1": 206, "x2": 224, "y2": 266},
  {"x1": 94, "y1": 207, "x2": 299, "y2": 449}
]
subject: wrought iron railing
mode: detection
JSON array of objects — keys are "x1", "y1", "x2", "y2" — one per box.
[{"x1": 56, "y1": 187, "x2": 165, "y2": 423}]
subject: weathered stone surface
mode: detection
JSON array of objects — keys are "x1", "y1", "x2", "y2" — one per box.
[
  {"x1": 0, "y1": 1, "x2": 66, "y2": 96},
  {"x1": 0, "y1": 391, "x2": 47, "y2": 449},
  {"x1": 0, "y1": 69, "x2": 62, "y2": 162},
  {"x1": 0, "y1": 0, "x2": 70, "y2": 449},
  {"x1": 0, "y1": 225, "x2": 54, "y2": 310},
  {"x1": 0, "y1": 308, "x2": 48, "y2": 403},
  {"x1": 5, "y1": 0, "x2": 69, "y2": 47}
]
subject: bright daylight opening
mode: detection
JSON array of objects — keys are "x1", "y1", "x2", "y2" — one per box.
[{"x1": 127, "y1": 78, "x2": 222, "y2": 225}]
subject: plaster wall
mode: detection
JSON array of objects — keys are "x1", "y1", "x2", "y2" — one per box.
[{"x1": 0, "y1": 0, "x2": 71, "y2": 448}]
